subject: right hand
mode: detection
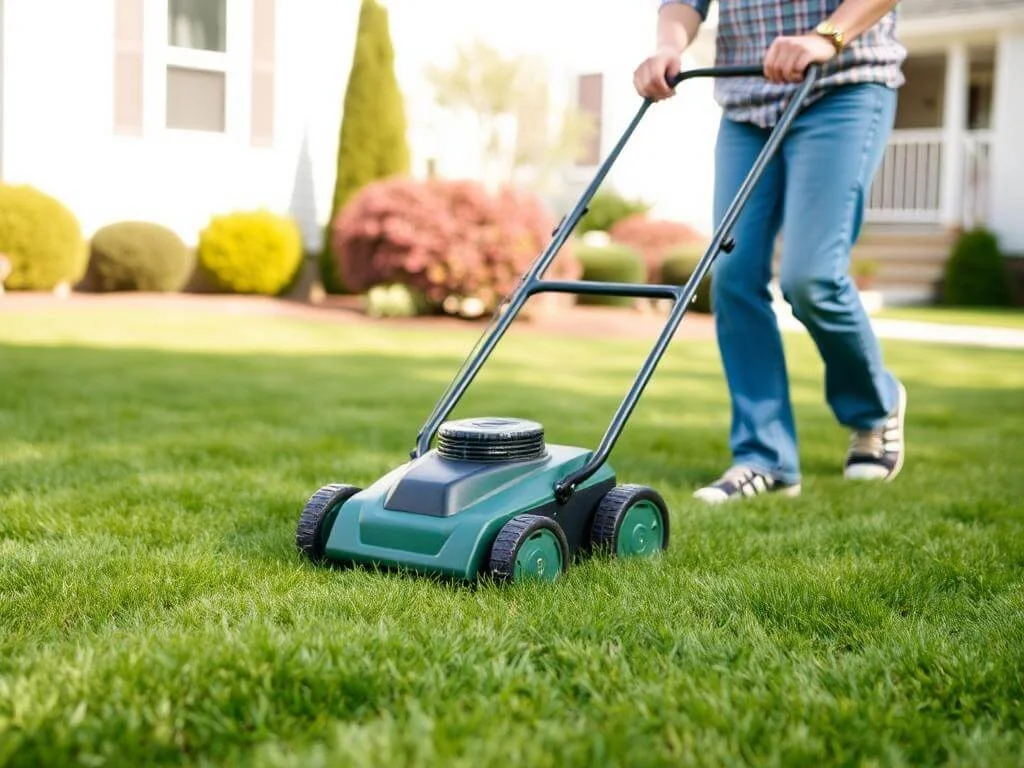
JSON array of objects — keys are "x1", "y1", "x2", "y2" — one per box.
[{"x1": 633, "y1": 46, "x2": 682, "y2": 101}]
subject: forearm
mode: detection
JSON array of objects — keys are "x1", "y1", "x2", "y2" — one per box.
[
  {"x1": 656, "y1": 3, "x2": 704, "y2": 55},
  {"x1": 824, "y1": 0, "x2": 899, "y2": 42}
]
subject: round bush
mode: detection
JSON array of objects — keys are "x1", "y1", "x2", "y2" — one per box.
[
  {"x1": 942, "y1": 228, "x2": 1012, "y2": 306},
  {"x1": 198, "y1": 210, "x2": 302, "y2": 295},
  {"x1": 575, "y1": 243, "x2": 646, "y2": 307},
  {"x1": 331, "y1": 177, "x2": 580, "y2": 314},
  {"x1": 0, "y1": 183, "x2": 84, "y2": 290},
  {"x1": 89, "y1": 221, "x2": 194, "y2": 292},
  {"x1": 660, "y1": 245, "x2": 713, "y2": 314},
  {"x1": 578, "y1": 190, "x2": 651, "y2": 235}
]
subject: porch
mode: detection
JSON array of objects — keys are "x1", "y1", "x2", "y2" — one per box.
[{"x1": 865, "y1": 43, "x2": 997, "y2": 231}]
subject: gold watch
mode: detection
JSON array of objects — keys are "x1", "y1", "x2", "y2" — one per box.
[{"x1": 815, "y1": 21, "x2": 845, "y2": 53}]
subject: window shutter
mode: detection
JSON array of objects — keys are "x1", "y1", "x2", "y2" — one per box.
[
  {"x1": 576, "y1": 73, "x2": 604, "y2": 166},
  {"x1": 114, "y1": 0, "x2": 145, "y2": 135},
  {"x1": 251, "y1": 0, "x2": 275, "y2": 146}
]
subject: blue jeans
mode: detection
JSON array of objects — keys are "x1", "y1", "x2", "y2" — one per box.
[{"x1": 710, "y1": 83, "x2": 900, "y2": 485}]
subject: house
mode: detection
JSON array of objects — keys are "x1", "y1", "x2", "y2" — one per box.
[{"x1": 0, "y1": 0, "x2": 355, "y2": 250}]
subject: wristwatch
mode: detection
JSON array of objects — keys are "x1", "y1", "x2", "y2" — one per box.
[{"x1": 815, "y1": 21, "x2": 845, "y2": 53}]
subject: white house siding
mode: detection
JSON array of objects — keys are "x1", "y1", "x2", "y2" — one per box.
[
  {"x1": 0, "y1": 0, "x2": 354, "y2": 250},
  {"x1": 990, "y1": 31, "x2": 1024, "y2": 253}
]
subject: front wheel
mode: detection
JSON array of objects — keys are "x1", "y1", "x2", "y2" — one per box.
[
  {"x1": 591, "y1": 484, "x2": 669, "y2": 558},
  {"x1": 488, "y1": 514, "x2": 570, "y2": 584},
  {"x1": 296, "y1": 483, "x2": 361, "y2": 563}
]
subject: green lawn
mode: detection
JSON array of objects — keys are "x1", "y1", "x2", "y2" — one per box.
[
  {"x1": 875, "y1": 305, "x2": 1024, "y2": 329},
  {"x1": 1, "y1": 306, "x2": 1022, "y2": 767}
]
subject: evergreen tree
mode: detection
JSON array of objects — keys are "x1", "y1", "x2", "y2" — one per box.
[{"x1": 321, "y1": 0, "x2": 410, "y2": 293}]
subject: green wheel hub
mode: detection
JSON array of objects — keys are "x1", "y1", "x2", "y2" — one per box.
[
  {"x1": 617, "y1": 500, "x2": 665, "y2": 557},
  {"x1": 514, "y1": 528, "x2": 563, "y2": 581}
]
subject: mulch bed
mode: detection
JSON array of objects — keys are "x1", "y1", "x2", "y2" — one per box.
[{"x1": 0, "y1": 291, "x2": 717, "y2": 342}]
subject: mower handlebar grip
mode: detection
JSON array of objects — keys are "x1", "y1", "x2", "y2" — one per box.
[{"x1": 667, "y1": 62, "x2": 821, "y2": 88}]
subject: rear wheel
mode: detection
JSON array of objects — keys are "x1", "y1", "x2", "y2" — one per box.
[
  {"x1": 296, "y1": 483, "x2": 361, "y2": 563},
  {"x1": 489, "y1": 514, "x2": 569, "y2": 583},
  {"x1": 591, "y1": 484, "x2": 669, "y2": 557}
]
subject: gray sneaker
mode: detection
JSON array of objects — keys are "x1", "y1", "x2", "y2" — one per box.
[
  {"x1": 693, "y1": 465, "x2": 801, "y2": 504},
  {"x1": 844, "y1": 381, "x2": 907, "y2": 481}
]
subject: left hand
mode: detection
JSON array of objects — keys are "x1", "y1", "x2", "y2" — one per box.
[{"x1": 763, "y1": 33, "x2": 837, "y2": 83}]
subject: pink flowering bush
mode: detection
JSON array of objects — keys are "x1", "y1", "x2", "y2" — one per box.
[{"x1": 330, "y1": 178, "x2": 580, "y2": 314}]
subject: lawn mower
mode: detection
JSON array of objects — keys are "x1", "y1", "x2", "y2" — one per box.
[{"x1": 296, "y1": 63, "x2": 821, "y2": 583}]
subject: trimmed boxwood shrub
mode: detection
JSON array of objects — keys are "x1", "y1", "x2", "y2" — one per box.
[
  {"x1": 578, "y1": 190, "x2": 651, "y2": 235},
  {"x1": 575, "y1": 243, "x2": 646, "y2": 307},
  {"x1": 198, "y1": 210, "x2": 303, "y2": 295},
  {"x1": 331, "y1": 177, "x2": 580, "y2": 314},
  {"x1": 0, "y1": 183, "x2": 85, "y2": 290},
  {"x1": 942, "y1": 227, "x2": 1013, "y2": 306},
  {"x1": 89, "y1": 221, "x2": 194, "y2": 292},
  {"x1": 660, "y1": 245, "x2": 713, "y2": 313}
]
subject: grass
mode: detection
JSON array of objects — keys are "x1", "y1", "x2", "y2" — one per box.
[
  {"x1": 1, "y1": 305, "x2": 1022, "y2": 767},
  {"x1": 875, "y1": 305, "x2": 1024, "y2": 329}
]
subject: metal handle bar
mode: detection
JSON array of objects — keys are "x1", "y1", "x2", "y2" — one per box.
[{"x1": 411, "y1": 64, "x2": 821, "y2": 502}]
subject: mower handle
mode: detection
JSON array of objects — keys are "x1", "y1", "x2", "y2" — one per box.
[{"x1": 411, "y1": 63, "x2": 821, "y2": 502}]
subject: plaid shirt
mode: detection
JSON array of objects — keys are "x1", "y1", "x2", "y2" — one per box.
[{"x1": 661, "y1": 0, "x2": 907, "y2": 127}]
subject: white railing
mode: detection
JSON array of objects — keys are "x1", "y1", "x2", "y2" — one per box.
[
  {"x1": 866, "y1": 129, "x2": 944, "y2": 223},
  {"x1": 866, "y1": 128, "x2": 995, "y2": 227}
]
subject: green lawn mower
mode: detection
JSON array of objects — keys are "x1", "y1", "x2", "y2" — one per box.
[{"x1": 296, "y1": 64, "x2": 820, "y2": 584}]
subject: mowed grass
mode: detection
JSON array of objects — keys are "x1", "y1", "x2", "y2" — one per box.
[
  {"x1": 1, "y1": 306, "x2": 1022, "y2": 767},
  {"x1": 875, "y1": 305, "x2": 1024, "y2": 329}
]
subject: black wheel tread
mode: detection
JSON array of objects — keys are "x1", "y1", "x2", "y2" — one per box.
[{"x1": 296, "y1": 483, "x2": 361, "y2": 563}]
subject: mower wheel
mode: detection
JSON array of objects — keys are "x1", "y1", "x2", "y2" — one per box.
[
  {"x1": 488, "y1": 514, "x2": 569, "y2": 584},
  {"x1": 296, "y1": 483, "x2": 361, "y2": 563},
  {"x1": 591, "y1": 484, "x2": 669, "y2": 558}
]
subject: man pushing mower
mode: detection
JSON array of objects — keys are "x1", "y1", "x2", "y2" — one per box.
[{"x1": 634, "y1": 0, "x2": 909, "y2": 503}]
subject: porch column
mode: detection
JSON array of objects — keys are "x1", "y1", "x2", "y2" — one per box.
[
  {"x1": 940, "y1": 42, "x2": 968, "y2": 230},
  {"x1": 990, "y1": 32, "x2": 1024, "y2": 253}
]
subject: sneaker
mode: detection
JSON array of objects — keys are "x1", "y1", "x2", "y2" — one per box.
[
  {"x1": 844, "y1": 381, "x2": 907, "y2": 481},
  {"x1": 693, "y1": 465, "x2": 802, "y2": 504}
]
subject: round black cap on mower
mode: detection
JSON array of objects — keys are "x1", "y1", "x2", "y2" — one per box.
[{"x1": 437, "y1": 417, "x2": 547, "y2": 463}]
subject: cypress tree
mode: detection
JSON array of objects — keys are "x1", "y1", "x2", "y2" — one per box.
[{"x1": 321, "y1": 0, "x2": 410, "y2": 293}]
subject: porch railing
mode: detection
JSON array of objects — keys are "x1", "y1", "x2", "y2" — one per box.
[
  {"x1": 866, "y1": 129, "x2": 943, "y2": 223},
  {"x1": 865, "y1": 128, "x2": 994, "y2": 227}
]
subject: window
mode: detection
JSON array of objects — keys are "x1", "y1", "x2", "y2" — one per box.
[
  {"x1": 113, "y1": 0, "x2": 276, "y2": 144},
  {"x1": 166, "y1": 0, "x2": 228, "y2": 132}
]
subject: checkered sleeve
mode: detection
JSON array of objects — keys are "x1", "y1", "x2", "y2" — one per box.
[{"x1": 659, "y1": 0, "x2": 711, "y2": 20}]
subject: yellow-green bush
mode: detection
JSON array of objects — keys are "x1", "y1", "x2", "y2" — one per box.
[
  {"x1": 0, "y1": 183, "x2": 85, "y2": 290},
  {"x1": 90, "y1": 221, "x2": 194, "y2": 292},
  {"x1": 197, "y1": 210, "x2": 302, "y2": 295},
  {"x1": 575, "y1": 242, "x2": 646, "y2": 308}
]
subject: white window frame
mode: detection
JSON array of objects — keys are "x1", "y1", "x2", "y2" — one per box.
[{"x1": 142, "y1": 0, "x2": 253, "y2": 144}]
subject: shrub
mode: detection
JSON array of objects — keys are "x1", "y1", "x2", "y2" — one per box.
[
  {"x1": 365, "y1": 283, "x2": 429, "y2": 318},
  {"x1": 575, "y1": 243, "x2": 646, "y2": 307},
  {"x1": 89, "y1": 221, "x2": 194, "y2": 292},
  {"x1": 331, "y1": 177, "x2": 580, "y2": 314},
  {"x1": 608, "y1": 213, "x2": 706, "y2": 281},
  {"x1": 660, "y1": 244, "x2": 713, "y2": 313},
  {"x1": 198, "y1": 210, "x2": 303, "y2": 295},
  {"x1": 942, "y1": 227, "x2": 1013, "y2": 306},
  {"x1": 0, "y1": 183, "x2": 85, "y2": 290},
  {"x1": 320, "y1": 0, "x2": 410, "y2": 294},
  {"x1": 578, "y1": 190, "x2": 651, "y2": 235}
]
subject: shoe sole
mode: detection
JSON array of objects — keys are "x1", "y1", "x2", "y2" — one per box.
[{"x1": 886, "y1": 381, "x2": 907, "y2": 482}]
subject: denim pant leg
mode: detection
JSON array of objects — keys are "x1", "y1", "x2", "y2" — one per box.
[
  {"x1": 710, "y1": 115, "x2": 800, "y2": 484},
  {"x1": 778, "y1": 84, "x2": 900, "y2": 430}
]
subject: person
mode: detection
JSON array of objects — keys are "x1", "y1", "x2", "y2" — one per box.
[{"x1": 633, "y1": 0, "x2": 908, "y2": 503}]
